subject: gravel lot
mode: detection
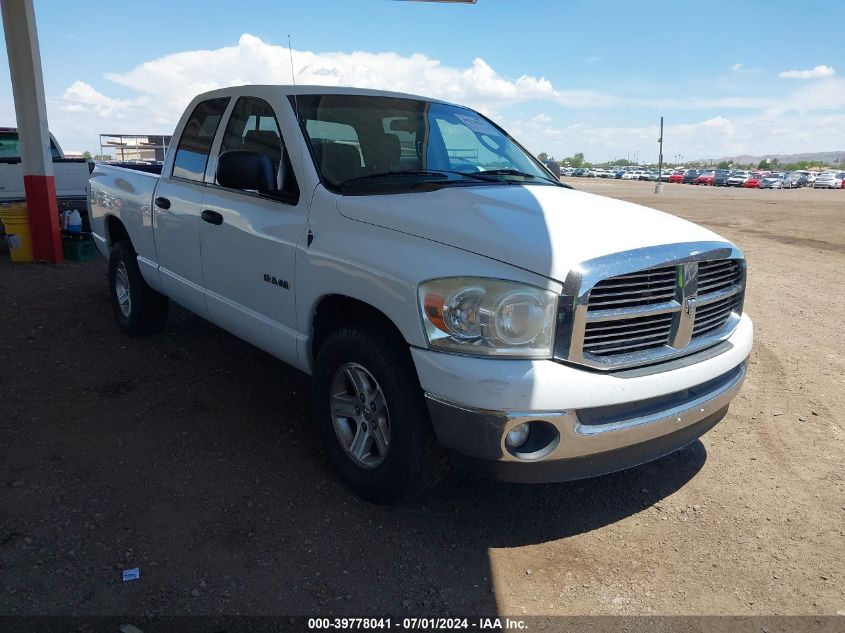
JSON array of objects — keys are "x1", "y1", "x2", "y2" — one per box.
[{"x1": 0, "y1": 180, "x2": 842, "y2": 616}]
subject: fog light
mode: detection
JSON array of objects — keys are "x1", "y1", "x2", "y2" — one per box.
[{"x1": 505, "y1": 423, "x2": 530, "y2": 449}]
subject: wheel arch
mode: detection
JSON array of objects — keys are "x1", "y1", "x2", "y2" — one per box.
[
  {"x1": 310, "y1": 294, "x2": 411, "y2": 365},
  {"x1": 104, "y1": 214, "x2": 131, "y2": 251}
]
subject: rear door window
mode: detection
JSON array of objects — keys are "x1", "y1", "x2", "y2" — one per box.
[
  {"x1": 0, "y1": 132, "x2": 61, "y2": 159},
  {"x1": 172, "y1": 97, "x2": 230, "y2": 182},
  {"x1": 0, "y1": 132, "x2": 19, "y2": 159}
]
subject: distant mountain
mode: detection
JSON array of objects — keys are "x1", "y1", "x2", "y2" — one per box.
[{"x1": 696, "y1": 151, "x2": 845, "y2": 165}]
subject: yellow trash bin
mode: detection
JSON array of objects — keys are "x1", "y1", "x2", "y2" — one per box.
[{"x1": 0, "y1": 203, "x2": 33, "y2": 263}]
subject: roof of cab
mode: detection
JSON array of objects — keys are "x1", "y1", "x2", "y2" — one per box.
[{"x1": 190, "y1": 84, "x2": 458, "y2": 107}]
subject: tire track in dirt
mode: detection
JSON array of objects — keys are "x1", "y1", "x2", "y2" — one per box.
[
  {"x1": 742, "y1": 341, "x2": 803, "y2": 481},
  {"x1": 703, "y1": 222, "x2": 843, "y2": 253}
]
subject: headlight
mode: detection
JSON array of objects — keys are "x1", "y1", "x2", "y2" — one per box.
[{"x1": 419, "y1": 277, "x2": 559, "y2": 358}]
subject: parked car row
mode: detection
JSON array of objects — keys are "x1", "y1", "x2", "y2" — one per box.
[
  {"x1": 678, "y1": 169, "x2": 810, "y2": 188},
  {"x1": 563, "y1": 166, "x2": 845, "y2": 190},
  {"x1": 565, "y1": 167, "x2": 671, "y2": 181}
]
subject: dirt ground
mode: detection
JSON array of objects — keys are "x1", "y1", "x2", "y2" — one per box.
[{"x1": 0, "y1": 180, "x2": 842, "y2": 617}]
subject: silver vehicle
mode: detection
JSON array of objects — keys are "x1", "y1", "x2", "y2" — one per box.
[
  {"x1": 760, "y1": 173, "x2": 786, "y2": 189},
  {"x1": 812, "y1": 171, "x2": 844, "y2": 189}
]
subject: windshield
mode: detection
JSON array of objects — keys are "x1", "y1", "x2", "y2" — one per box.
[{"x1": 292, "y1": 94, "x2": 556, "y2": 192}]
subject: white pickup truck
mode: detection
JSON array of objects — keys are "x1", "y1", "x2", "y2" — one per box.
[
  {"x1": 0, "y1": 127, "x2": 91, "y2": 215},
  {"x1": 88, "y1": 86, "x2": 753, "y2": 502}
]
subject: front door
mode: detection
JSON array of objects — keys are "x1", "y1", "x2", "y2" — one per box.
[{"x1": 198, "y1": 96, "x2": 308, "y2": 366}]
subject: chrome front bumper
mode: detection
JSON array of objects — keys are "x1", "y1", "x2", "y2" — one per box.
[{"x1": 425, "y1": 362, "x2": 746, "y2": 483}]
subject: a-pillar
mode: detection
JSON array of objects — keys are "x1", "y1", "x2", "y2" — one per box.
[{"x1": 1, "y1": 0, "x2": 62, "y2": 262}]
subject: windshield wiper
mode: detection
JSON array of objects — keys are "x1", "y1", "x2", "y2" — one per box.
[
  {"x1": 337, "y1": 168, "x2": 573, "y2": 190},
  {"x1": 478, "y1": 168, "x2": 537, "y2": 178},
  {"x1": 339, "y1": 169, "x2": 491, "y2": 187},
  {"x1": 476, "y1": 168, "x2": 570, "y2": 187}
]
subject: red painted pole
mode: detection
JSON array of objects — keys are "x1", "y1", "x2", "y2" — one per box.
[
  {"x1": 23, "y1": 174, "x2": 62, "y2": 260},
  {"x1": 2, "y1": 0, "x2": 63, "y2": 262}
]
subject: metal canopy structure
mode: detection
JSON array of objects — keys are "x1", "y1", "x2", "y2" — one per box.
[{"x1": 99, "y1": 134, "x2": 171, "y2": 162}]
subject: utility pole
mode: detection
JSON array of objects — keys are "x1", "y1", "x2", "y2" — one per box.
[{"x1": 655, "y1": 116, "x2": 665, "y2": 194}]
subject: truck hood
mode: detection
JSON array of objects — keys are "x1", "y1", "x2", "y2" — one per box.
[{"x1": 337, "y1": 184, "x2": 726, "y2": 283}]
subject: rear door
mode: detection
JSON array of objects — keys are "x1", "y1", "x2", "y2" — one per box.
[
  {"x1": 198, "y1": 96, "x2": 307, "y2": 365},
  {"x1": 152, "y1": 97, "x2": 229, "y2": 318}
]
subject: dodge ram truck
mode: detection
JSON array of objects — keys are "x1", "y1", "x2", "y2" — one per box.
[{"x1": 87, "y1": 86, "x2": 753, "y2": 502}]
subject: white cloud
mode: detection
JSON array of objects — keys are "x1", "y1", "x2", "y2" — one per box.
[
  {"x1": 48, "y1": 33, "x2": 620, "y2": 153},
  {"x1": 779, "y1": 65, "x2": 836, "y2": 79},
  {"x1": 507, "y1": 111, "x2": 845, "y2": 163},
  {"x1": 97, "y1": 33, "x2": 614, "y2": 116},
  {"x1": 43, "y1": 34, "x2": 845, "y2": 159},
  {"x1": 59, "y1": 81, "x2": 144, "y2": 119},
  {"x1": 644, "y1": 76, "x2": 845, "y2": 112},
  {"x1": 780, "y1": 77, "x2": 845, "y2": 111},
  {"x1": 728, "y1": 63, "x2": 760, "y2": 74}
]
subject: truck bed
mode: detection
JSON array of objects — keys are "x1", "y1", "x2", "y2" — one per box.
[
  {"x1": 88, "y1": 162, "x2": 161, "y2": 262},
  {"x1": 103, "y1": 161, "x2": 163, "y2": 175}
]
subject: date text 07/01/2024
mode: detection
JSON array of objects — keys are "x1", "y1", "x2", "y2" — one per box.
[{"x1": 307, "y1": 617, "x2": 528, "y2": 630}]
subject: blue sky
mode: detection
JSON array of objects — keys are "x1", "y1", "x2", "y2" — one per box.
[{"x1": 1, "y1": 0, "x2": 842, "y2": 161}]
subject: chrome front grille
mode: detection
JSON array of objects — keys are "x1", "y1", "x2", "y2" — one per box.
[
  {"x1": 697, "y1": 259, "x2": 742, "y2": 294},
  {"x1": 693, "y1": 294, "x2": 741, "y2": 338},
  {"x1": 555, "y1": 242, "x2": 746, "y2": 370},
  {"x1": 583, "y1": 312, "x2": 674, "y2": 356},
  {"x1": 586, "y1": 266, "x2": 677, "y2": 310}
]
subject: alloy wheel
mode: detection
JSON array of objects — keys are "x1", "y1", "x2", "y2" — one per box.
[
  {"x1": 115, "y1": 261, "x2": 132, "y2": 318},
  {"x1": 330, "y1": 363, "x2": 391, "y2": 469}
]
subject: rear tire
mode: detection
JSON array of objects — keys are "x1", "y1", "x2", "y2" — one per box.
[
  {"x1": 108, "y1": 240, "x2": 169, "y2": 336},
  {"x1": 313, "y1": 324, "x2": 445, "y2": 503}
]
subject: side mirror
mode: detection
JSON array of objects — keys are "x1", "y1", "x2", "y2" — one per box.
[{"x1": 217, "y1": 150, "x2": 277, "y2": 193}]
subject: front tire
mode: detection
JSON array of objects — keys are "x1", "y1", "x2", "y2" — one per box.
[
  {"x1": 313, "y1": 324, "x2": 445, "y2": 503},
  {"x1": 108, "y1": 240, "x2": 169, "y2": 336}
]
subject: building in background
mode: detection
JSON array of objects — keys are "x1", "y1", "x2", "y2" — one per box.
[{"x1": 99, "y1": 134, "x2": 171, "y2": 162}]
